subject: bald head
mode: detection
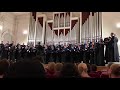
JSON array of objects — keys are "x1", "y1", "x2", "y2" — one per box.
[{"x1": 78, "y1": 63, "x2": 88, "y2": 74}]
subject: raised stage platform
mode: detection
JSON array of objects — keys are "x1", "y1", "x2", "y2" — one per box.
[{"x1": 105, "y1": 62, "x2": 120, "y2": 66}]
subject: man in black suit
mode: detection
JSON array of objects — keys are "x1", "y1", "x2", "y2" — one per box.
[
  {"x1": 97, "y1": 38, "x2": 105, "y2": 66},
  {"x1": 45, "y1": 45, "x2": 52, "y2": 63},
  {"x1": 20, "y1": 43, "x2": 26, "y2": 60},
  {"x1": 0, "y1": 41, "x2": 4, "y2": 60},
  {"x1": 9, "y1": 43, "x2": 15, "y2": 61},
  {"x1": 109, "y1": 33, "x2": 119, "y2": 62},
  {"x1": 80, "y1": 42, "x2": 85, "y2": 63},
  {"x1": 56, "y1": 46, "x2": 62, "y2": 63}
]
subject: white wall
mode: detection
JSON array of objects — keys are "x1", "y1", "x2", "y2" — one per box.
[
  {"x1": 15, "y1": 14, "x2": 30, "y2": 45},
  {"x1": 0, "y1": 12, "x2": 15, "y2": 43},
  {"x1": 102, "y1": 12, "x2": 120, "y2": 54},
  {"x1": 46, "y1": 22, "x2": 53, "y2": 42}
]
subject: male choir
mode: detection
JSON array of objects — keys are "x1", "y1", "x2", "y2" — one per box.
[{"x1": 0, "y1": 33, "x2": 119, "y2": 66}]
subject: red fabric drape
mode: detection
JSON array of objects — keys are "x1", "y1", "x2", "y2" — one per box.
[
  {"x1": 32, "y1": 12, "x2": 36, "y2": 21},
  {"x1": 66, "y1": 12, "x2": 70, "y2": 16},
  {"x1": 65, "y1": 29, "x2": 70, "y2": 36},
  {"x1": 60, "y1": 13, "x2": 64, "y2": 18},
  {"x1": 48, "y1": 23, "x2": 53, "y2": 30},
  {"x1": 38, "y1": 17, "x2": 43, "y2": 27},
  {"x1": 82, "y1": 12, "x2": 90, "y2": 25},
  {"x1": 92, "y1": 12, "x2": 96, "y2": 16},
  {"x1": 71, "y1": 20, "x2": 78, "y2": 30},
  {"x1": 59, "y1": 29, "x2": 64, "y2": 35},
  {"x1": 54, "y1": 30, "x2": 58, "y2": 36}
]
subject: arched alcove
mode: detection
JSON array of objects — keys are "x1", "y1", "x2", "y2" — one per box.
[{"x1": 3, "y1": 33, "x2": 12, "y2": 43}]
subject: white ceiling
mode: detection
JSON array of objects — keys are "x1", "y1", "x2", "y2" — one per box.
[{"x1": 11, "y1": 12, "x2": 30, "y2": 15}]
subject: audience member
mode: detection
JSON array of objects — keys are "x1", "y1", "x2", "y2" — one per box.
[
  {"x1": 109, "y1": 64, "x2": 120, "y2": 78},
  {"x1": 0, "y1": 59, "x2": 10, "y2": 78},
  {"x1": 89, "y1": 64, "x2": 101, "y2": 78},
  {"x1": 60, "y1": 63, "x2": 79, "y2": 78},
  {"x1": 6, "y1": 60, "x2": 45, "y2": 78},
  {"x1": 90, "y1": 64, "x2": 97, "y2": 72},
  {"x1": 46, "y1": 62, "x2": 56, "y2": 78},
  {"x1": 78, "y1": 63, "x2": 90, "y2": 78},
  {"x1": 32, "y1": 56, "x2": 44, "y2": 63},
  {"x1": 54, "y1": 63, "x2": 63, "y2": 77},
  {"x1": 86, "y1": 63, "x2": 91, "y2": 73},
  {"x1": 100, "y1": 62, "x2": 114, "y2": 78}
]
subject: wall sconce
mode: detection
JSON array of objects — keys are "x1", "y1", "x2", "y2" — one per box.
[
  {"x1": 23, "y1": 30, "x2": 28, "y2": 35},
  {"x1": 116, "y1": 23, "x2": 120, "y2": 28},
  {"x1": 0, "y1": 25, "x2": 3, "y2": 31}
]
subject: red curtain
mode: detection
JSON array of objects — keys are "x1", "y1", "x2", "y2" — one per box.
[
  {"x1": 48, "y1": 22, "x2": 53, "y2": 30},
  {"x1": 82, "y1": 12, "x2": 90, "y2": 25},
  {"x1": 92, "y1": 12, "x2": 96, "y2": 16},
  {"x1": 32, "y1": 12, "x2": 36, "y2": 21},
  {"x1": 59, "y1": 29, "x2": 64, "y2": 35},
  {"x1": 54, "y1": 30, "x2": 58, "y2": 36},
  {"x1": 66, "y1": 12, "x2": 70, "y2": 16},
  {"x1": 38, "y1": 17, "x2": 43, "y2": 27},
  {"x1": 71, "y1": 20, "x2": 78, "y2": 30},
  {"x1": 65, "y1": 29, "x2": 70, "y2": 36},
  {"x1": 60, "y1": 13, "x2": 64, "y2": 18}
]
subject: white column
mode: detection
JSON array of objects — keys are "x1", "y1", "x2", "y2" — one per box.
[
  {"x1": 89, "y1": 12, "x2": 92, "y2": 42},
  {"x1": 61, "y1": 14, "x2": 64, "y2": 27},
  {"x1": 32, "y1": 15, "x2": 35, "y2": 44},
  {"x1": 83, "y1": 23, "x2": 85, "y2": 43},
  {"x1": 52, "y1": 23, "x2": 54, "y2": 43},
  {"x1": 75, "y1": 23, "x2": 76, "y2": 42},
  {"x1": 26, "y1": 16, "x2": 30, "y2": 45},
  {"x1": 70, "y1": 12, "x2": 72, "y2": 42},
  {"x1": 98, "y1": 12, "x2": 100, "y2": 41},
  {"x1": 85, "y1": 19, "x2": 87, "y2": 43},
  {"x1": 57, "y1": 14, "x2": 59, "y2": 28},
  {"x1": 58, "y1": 14, "x2": 60, "y2": 42},
  {"x1": 94, "y1": 12, "x2": 96, "y2": 41},
  {"x1": 99, "y1": 12, "x2": 102, "y2": 39},
  {"x1": 68, "y1": 13, "x2": 70, "y2": 27},
  {"x1": 80, "y1": 12, "x2": 82, "y2": 43},
  {"x1": 92, "y1": 13, "x2": 95, "y2": 40},
  {"x1": 54, "y1": 15, "x2": 56, "y2": 28},
  {"x1": 60, "y1": 14, "x2": 62, "y2": 27},
  {"x1": 88, "y1": 14, "x2": 90, "y2": 42},
  {"x1": 64, "y1": 29, "x2": 65, "y2": 43},
  {"x1": 86, "y1": 18, "x2": 88, "y2": 41},
  {"x1": 33, "y1": 16, "x2": 37, "y2": 46},
  {"x1": 42, "y1": 16, "x2": 46, "y2": 44},
  {"x1": 27, "y1": 13, "x2": 31, "y2": 44},
  {"x1": 64, "y1": 13, "x2": 65, "y2": 43},
  {"x1": 84, "y1": 22, "x2": 86, "y2": 43},
  {"x1": 96, "y1": 12, "x2": 98, "y2": 42},
  {"x1": 101, "y1": 12, "x2": 103, "y2": 39},
  {"x1": 81, "y1": 24, "x2": 83, "y2": 43},
  {"x1": 52, "y1": 30, "x2": 55, "y2": 43}
]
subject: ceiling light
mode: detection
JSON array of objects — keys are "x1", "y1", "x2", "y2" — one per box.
[
  {"x1": 23, "y1": 30, "x2": 28, "y2": 35},
  {"x1": 116, "y1": 23, "x2": 120, "y2": 28},
  {"x1": 0, "y1": 25, "x2": 3, "y2": 31}
]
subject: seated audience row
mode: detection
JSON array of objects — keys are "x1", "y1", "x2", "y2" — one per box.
[{"x1": 0, "y1": 57, "x2": 120, "y2": 78}]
